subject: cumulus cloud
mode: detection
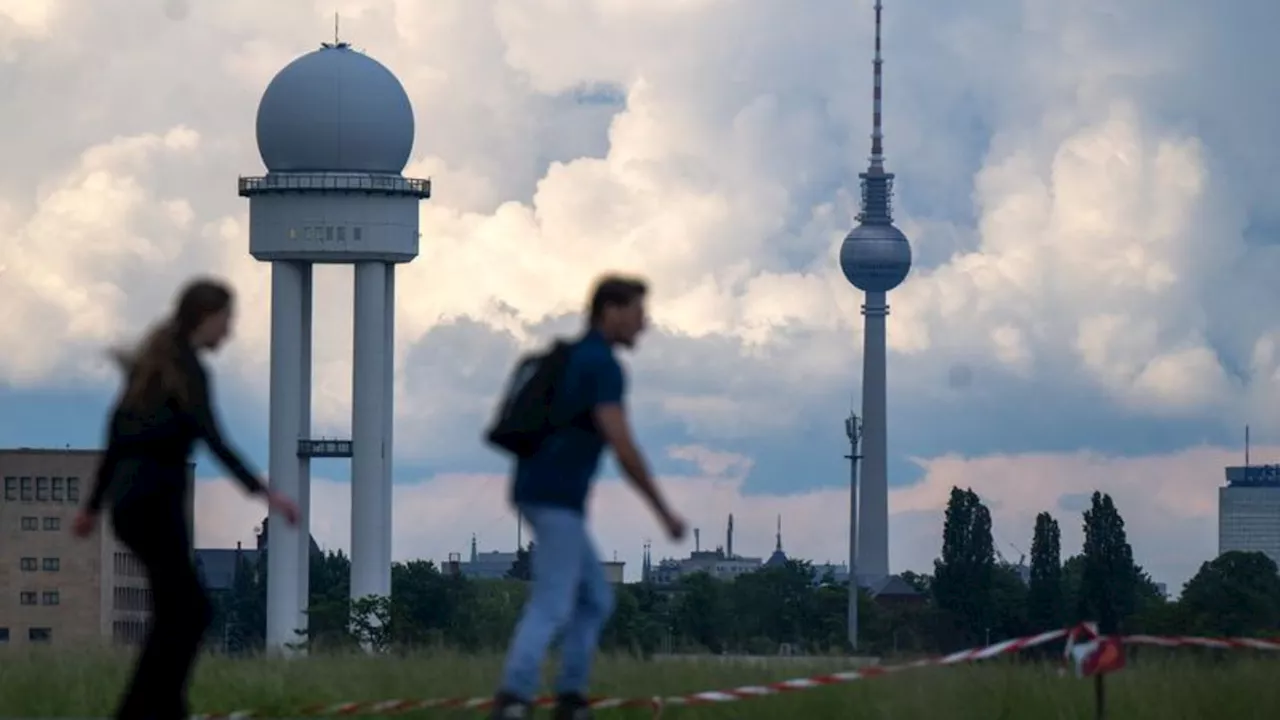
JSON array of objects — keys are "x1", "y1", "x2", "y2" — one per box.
[
  {"x1": 194, "y1": 443, "x2": 1261, "y2": 595},
  {"x1": 0, "y1": 0, "x2": 1275, "y2": 438},
  {"x1": 2, "y1": 0, "x2": 1280, "y2": 576}
]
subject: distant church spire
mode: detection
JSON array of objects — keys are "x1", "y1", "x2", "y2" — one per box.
[{"x1": 765, "y1": 514, "x2": 788, "y2": 568}]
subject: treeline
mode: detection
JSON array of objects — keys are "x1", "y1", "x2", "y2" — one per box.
[{"x1": 208, "y1": 489, "x2": 1280, "y2": 656}]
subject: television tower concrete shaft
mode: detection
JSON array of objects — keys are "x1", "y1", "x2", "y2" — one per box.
[
  {"x1": 241, "y1": 40, "x2": 430, "y2": 653},
  {"x1": 838, "y1": 1, "x2": 912, "y2": 582}
]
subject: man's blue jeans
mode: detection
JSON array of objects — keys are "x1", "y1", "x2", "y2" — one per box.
[{"x1": 500, "y1": 504, "x2": 616, "y2": 701}]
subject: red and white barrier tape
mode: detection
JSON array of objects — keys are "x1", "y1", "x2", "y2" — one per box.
[
  {"x1": 1123, "y1": 634, "x2": 1280, "y2": 651},
  {"x1": 191, "y1": 626, "x2": 1280, "y2": 719}
]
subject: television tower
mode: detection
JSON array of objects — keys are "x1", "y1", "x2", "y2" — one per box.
[
  {"x1": 838, "y1": 0, "x2": 912, "y2": 582},
  {"x1": 241, "y1": 40, "x2": 431, "y2": 652}
]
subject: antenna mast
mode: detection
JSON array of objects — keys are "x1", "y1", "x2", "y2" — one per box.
[
  {"x1": 845, "y1": 408, "x2": 862, "y2": 651},
  {"x1": 1246, "y1": 424, "x2": 1251, "y2": 469},
  {"x1": 870, "y1": 0, "x2": 885, "y2": 169}
]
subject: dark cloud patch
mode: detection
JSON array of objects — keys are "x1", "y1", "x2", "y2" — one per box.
[
  {"x1": 399, "y1": 316, "x2": 523, "y2": 463},
  {"x1": 1057, "y1": 492, "x2": 1093, "y2": 515}
]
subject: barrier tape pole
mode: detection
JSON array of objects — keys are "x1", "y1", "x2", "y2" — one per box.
[{"x1": 189, "y1": 627, "x2": 1280, "y2": 720}]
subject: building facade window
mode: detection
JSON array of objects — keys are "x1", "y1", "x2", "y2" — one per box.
[
  {"x1": 19, "y1": 557, "x2": 36, "y2": 571},
  {"x1": 3, "y1": 476, "x2": 15, "y2": 501},
  {"x1": 19, "y1": 591, "x2": 36, "y2": 605},
  {"x1": 353, "y1": 227, "x2": 363, "y2": 241},
  {"x1": 42, "y1": 591, "x2": 59, "y2": 605},
  {"x1": 20, "y1": 476, "x2": 32, "y2": 501},
  {"x1": 51, "y1": 476, "x2": 64, "y2": 502},
  {"x1": 21, "y1": 516, "x2": 38, "y2": 531},
  {"x1": 36, "y1": 476, "x2": 49, "y2": 501},
  {"x1": 67, "y1": 477, "x2": 80, "y2": 503},
  {"x1": 113, "y1": 552, "x2": 145, "y2": 578},
  {"x1": 42, "y1": 557, "x2": 60, "y2": 572},
  {"x1": 42, "y1": 517, "x2": 60, "y2": 531},
  {"x1": 112, "y1": 619, "x2": 150, "y2": 646},
  {"x1": 113, "y1": 586, "x2": 153, "y2": 612},
  {"x1": 0, "y1": 627, "x2": 8, "y2": 643},
  {"x1": 28, "y1": 628, "x2": 51, "y2": 643}
]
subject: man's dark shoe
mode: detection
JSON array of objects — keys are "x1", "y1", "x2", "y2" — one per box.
[
  {"x1": 552, "y1": 693, "x2": 593, "y2": 720},
  {"x1": 489, "y1": 691, "x2": 533, "y2": 719}
]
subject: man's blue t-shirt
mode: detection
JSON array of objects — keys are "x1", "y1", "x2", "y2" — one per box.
[{"x1": 511, "y1": 330, "x2": 624, "y2": 515}]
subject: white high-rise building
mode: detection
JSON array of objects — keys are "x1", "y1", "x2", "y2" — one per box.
[{"x1": 1218, "y1": 465, "x2": 1280, "y2": 568}]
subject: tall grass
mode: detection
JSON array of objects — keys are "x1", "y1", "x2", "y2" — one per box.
[{"x1": 2, "y1": 645, "x2": 1278, "y2": 718}]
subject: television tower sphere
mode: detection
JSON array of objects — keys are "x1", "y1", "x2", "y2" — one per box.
[
  {"x1": 255, "y1": 43, "x2": 415, "y2": 174},
  {"x1": 839, "y1": 223, "x2": 912, "y2": 293}
]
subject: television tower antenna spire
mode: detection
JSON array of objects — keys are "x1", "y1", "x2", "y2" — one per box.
[{"x1": 869, "y1": 0, "x2": 885, "y2": 171}]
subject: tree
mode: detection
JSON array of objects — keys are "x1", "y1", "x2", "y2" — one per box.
[
  {"x1": 506, "y1": 541, "x2": 534, "y2": 581},
  {"x1": 1180, "y1": 551, "x2": 1280, "y2": 637},
  {"x1": 348, "y1": 595, "x2": 394, "y2": 652},
  {"x1": 672, "y1": 572, "x2": 729, "y2": 653},
  {"x1": 898, "y1": 571, "x2": 931, "y2": 596},
  {"x1": 932, "y1": 487, "x2": 996, "y2": 647},
  {"x1": 989, "y1": 562, "x2": 1029, "y2": 640},
  {"x1": 227, "y1": 550, "x2": 266, "y2": 652},
  {"x1": 624, "y1": 581, "x2": 672, "y2": 656},
  {"x1": 305, "y1": 550, "x2": 356, "y2": 650},
  {"x1": 1077, "y1": 491, "x2": 1137, "y2": 634},
  {"x1": 1027, "y1": 512, "x2": 1063, "y2": 631},
  {"x1": 1061, "y1": 554, "x2": 1085, "y2": 623},
  {"x1": 389, "y1": 559, "x2": 453, "y2": 646}
]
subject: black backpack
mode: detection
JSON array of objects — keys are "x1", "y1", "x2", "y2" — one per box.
[{"x1": 485, "y1": 339, "x2": 577, "y2": 458}]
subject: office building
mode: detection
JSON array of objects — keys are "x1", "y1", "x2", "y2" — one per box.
[
  {"x1": 0, "y1": 448, "x2": 193, "y2": 647},
  {"x1": 1218, "y1": 464, "x2": 1280, "y2": 567}
]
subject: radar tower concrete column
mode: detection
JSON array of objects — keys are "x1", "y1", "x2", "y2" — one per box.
[
  {"x1": 383, "y1": 266, "x2": 396, "y2": 569},
  {"x1": 265, "y1": 260, "x2": 308, "y2": 652},
  {"x1": 351, "y1": 261, "x2": 391, "y2": 603},
  {"x1": 296, "y1": 263, "x2": 313, "y2": 634}
]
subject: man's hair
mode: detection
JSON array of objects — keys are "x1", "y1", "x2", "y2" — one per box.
[{"x1": 588, "y1": 274, "x2": 648, "y2": 324}]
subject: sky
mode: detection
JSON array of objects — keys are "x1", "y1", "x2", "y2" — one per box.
[{"x1": 1, "y1": 0, "x2": 1278, "y2": 594}]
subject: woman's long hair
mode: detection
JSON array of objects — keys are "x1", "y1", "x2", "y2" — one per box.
[{"x1": 111, "y1": 278, "x2": 233, "y2": 411}]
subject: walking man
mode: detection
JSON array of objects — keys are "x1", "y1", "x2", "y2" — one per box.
[{"x1": 490, "y1": 275, "x2": 687, "y2": 720}]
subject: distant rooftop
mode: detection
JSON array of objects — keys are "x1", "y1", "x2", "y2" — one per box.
[
  {"x1": 1225, "y1": 465, "x2": 1280, "y2": 488},
  {"x1": 0, "y1": 447, "x2": 102, "y2": 456}
]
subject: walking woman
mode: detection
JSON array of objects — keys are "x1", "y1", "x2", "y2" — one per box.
[{"x1": 72, "y1": 277, "x2": 299, "y2": 720}]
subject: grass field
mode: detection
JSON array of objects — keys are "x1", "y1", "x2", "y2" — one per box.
[{"x1": 2, "y1": 647, "x2": 1279, "y2": 718}]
